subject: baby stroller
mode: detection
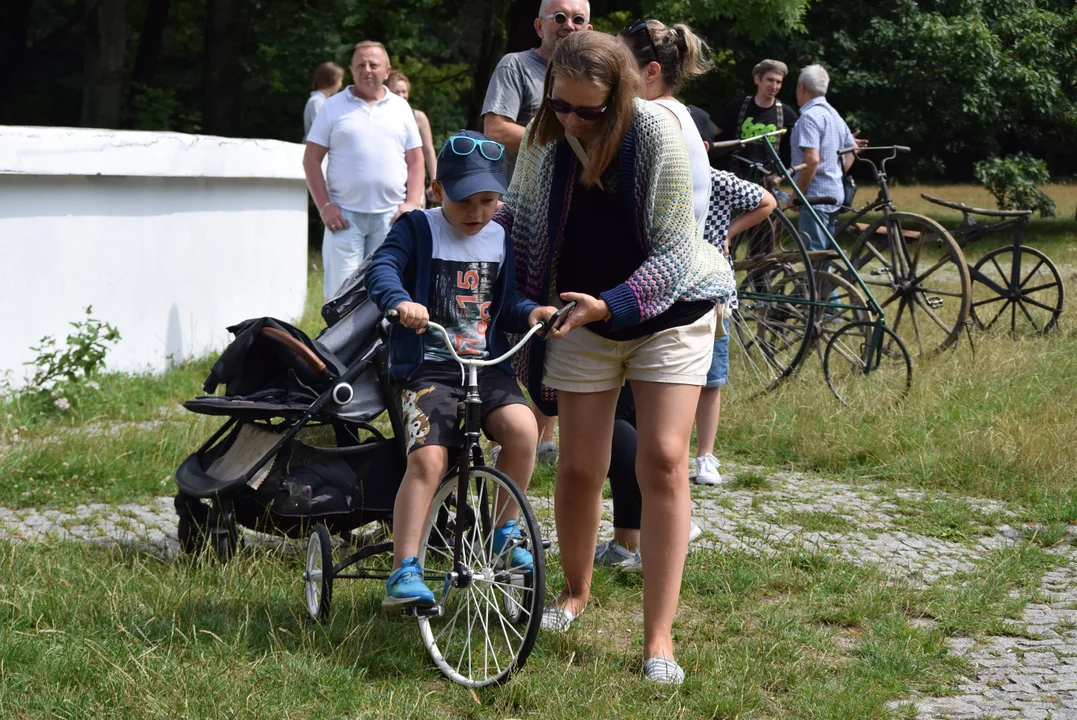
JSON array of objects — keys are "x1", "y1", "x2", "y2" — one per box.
[{"x1": 174, "y1": 265, "x2": 552, "y2": 687}]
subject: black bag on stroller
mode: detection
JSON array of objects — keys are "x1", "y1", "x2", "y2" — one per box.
[{"x1": 174, "y1": 260, "x2": 406, "y2": 559}]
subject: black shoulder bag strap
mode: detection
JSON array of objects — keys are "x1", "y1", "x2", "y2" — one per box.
[{"x1": 735, "y1": 96, "x2": 752, "y2": 138}]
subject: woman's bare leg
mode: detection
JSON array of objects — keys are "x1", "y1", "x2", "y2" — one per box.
[
  {"x1": 630, "y1": 380, "x2": 701, "y2": 661},
  {"x1": 552, "y1": 388, "x2": 619, "y2": 615}
]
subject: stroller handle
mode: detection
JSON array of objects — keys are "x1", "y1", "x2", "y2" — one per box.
[{"x1": 384, "y1": 302, "x2": 576, "y2": 368}]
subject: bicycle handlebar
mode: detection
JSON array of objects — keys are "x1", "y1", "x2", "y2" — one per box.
[
  {"x1": 385, "y1": 302, "x2": 577, "y2": 368},
  {"x1": 710, "y1": 128, "x2": 785, "y2": 150},
  {"x1": 837, "y1": 145, "x2": 910, "y2": 156}
]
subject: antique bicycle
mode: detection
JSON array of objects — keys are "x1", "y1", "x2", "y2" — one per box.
[
  {"x1": 920, "y1": 193, "x2": 1064, "y2": 336},
  {"x1": 830, "y1": 147, "x2": 972, "y2": 359},
  {"x1": 714, "y1": 129, "x2": 913, "y2": 404}
]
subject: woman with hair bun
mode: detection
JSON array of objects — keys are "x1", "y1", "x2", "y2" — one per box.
[{"x1": 620, "y1": 19, "x2": 776, "y2": 497}]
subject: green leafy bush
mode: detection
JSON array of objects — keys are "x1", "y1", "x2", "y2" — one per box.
[
  {"x1": 26, "y1": 306, "x2": 121, "y2": 388},
  {"x1": 974, "y1": 154, "x2": 1056, "y2": 217}
]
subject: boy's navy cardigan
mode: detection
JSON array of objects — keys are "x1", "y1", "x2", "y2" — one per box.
[{"x1": 366, "y1": 210, "x2": 540, "y2": 383}]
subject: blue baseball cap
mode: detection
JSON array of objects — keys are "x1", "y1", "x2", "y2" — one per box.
[{"x1": 436, "y1": 129, "x2": 508, "y2": 202}]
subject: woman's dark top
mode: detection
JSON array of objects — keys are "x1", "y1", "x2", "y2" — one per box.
[{"x1": 556, "y1": 160, "x2": 712, "y2": 341}]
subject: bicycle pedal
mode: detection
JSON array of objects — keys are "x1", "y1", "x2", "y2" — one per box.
[
  {"x1": 870, "y1": 268, "x2": 891, "y2": 276},
  {"x1": 402, "y1": 605, "x2": 443, "y2": 618},
  {"x1": 926, "y1": 296, "x2": 944, "y2": 308}
]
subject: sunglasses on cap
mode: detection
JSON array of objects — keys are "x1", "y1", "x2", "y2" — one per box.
[
  {"x1": 623, "y1": 20, "x2": 659, "y2": 62},
  {"x1": 445, "y1": 135, "x2": 505, "y2": 161},
  {"x1": 546, "y1": 94, "x2": 608, "y2": 121},
  {"x1": 540, "y1": 11, "x2": 588, "y2": 26}
]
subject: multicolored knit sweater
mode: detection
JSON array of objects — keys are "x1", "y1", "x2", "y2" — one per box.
[{"x1": 494, "y1": 98, "x2": 735, "y2": 414}]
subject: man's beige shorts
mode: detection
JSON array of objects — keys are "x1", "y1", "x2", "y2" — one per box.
[{"x1": 543, "y1": 309, "x2": 717, "y2": 393}]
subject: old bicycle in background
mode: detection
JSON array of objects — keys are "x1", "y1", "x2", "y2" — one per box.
[
  {"x1": 920, "y1": 193, "x2": 1064, "y2": 336},
  {"x1": 713, "y1": 129, "x2": 913, "y2": 405},
  {"x1": 833, "y1": 146, "x2": 972, "y2": 359}
]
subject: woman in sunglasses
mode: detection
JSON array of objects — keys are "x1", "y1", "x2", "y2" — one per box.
[{"x1": 497, "y1": 31, "x2": 735, "y2": 686}]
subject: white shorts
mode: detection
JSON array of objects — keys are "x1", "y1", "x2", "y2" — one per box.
[{"x1": 543, "y1": 309, "x2": 716, "y2": 393}]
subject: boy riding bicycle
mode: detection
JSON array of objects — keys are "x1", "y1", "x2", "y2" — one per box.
[{"x1": 367, "y1": 130, "x2": 556, "y2": 608}]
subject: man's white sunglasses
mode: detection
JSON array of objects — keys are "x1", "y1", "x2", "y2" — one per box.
[{"x1": 540, "y1": 11, "x2": 588, "y2": 26}]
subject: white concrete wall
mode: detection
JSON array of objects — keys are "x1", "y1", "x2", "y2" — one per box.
[{"x1": 0, "y1": 126, "x2": 309, "y2": 388}]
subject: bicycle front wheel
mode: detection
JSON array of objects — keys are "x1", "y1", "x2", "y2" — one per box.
[
  {"x1": 823, "y1": 321, "x2": 913, "y2": 406},
  {"x1": 417, "y1": 466, "x2": 545, "y2": 687},
  {"x1": 727, "y1": 211, "x2": 817, "y2": 401},
  {"x1": 848, "y1": 212, "x2": 971, "y2": 358}
]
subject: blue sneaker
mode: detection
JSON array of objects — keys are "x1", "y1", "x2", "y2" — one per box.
[
  {"x1": 492, "y1": 520, "x2": 533, "y2": 572},
  {"x1": 382, "y1": 556, "x2": 435, "y2": 608}
]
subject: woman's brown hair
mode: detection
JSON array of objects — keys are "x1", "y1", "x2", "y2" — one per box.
[
  {"x1": 386, "y1": 71, "x2": 410, "y2": 92},
  {"x1": 528, "y1": 32, "x2": 643, "y2": 187},
  {"x1": 621, "y1": 20, "x2": 713, "y2": 94}
]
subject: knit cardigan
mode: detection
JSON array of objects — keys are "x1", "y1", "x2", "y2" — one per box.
[{"x1": 496, "y1": 98, "x2": 735, "y2": 415}]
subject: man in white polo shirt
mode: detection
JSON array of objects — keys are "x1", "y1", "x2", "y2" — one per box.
[{"x1": 304, "y1": 40, "x2": 424, "y2": 299}]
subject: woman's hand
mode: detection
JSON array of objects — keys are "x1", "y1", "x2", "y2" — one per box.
[
  {"x1": 395, "y1": 301, "x2": 429, "y2": 333},
  {"x1": 528, "y1": 305, "x2": 558, "y2": 328},
  {"x1": 548, "y1": 292, "x2": 610, "y2": 339}
]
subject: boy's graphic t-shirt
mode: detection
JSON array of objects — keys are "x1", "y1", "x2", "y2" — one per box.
[{"x1": 422, "y1": 208, "x2": 505, "y2": 360}]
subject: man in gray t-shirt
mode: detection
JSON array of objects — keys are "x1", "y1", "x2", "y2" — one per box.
[{"x1": 481, "y1": 0, "x2": 592, "y2": 182}]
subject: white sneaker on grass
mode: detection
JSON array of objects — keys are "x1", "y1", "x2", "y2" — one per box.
[
  {"x1": 692, "y1": 454, "x2": 723, "y2": 485},
  {"x1": 688, "y1": 520, "x2": 703, "y2": 544}
]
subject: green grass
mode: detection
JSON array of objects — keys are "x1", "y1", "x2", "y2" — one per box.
[
  {"x1": 727, "y1": 469, "x2": 773, "y2": 491},
  {"x1": 0, "y1": 539, "x2": 1000, "y2": 719},
  {"x1": 889, "y1": 499, "x2": 1003, "y2": 543}
]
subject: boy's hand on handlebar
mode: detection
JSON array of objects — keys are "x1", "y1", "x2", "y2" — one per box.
[
  {"x1": 395, "y1": 301, "x2": 429, "y2": 333},
  {"x1": 549, "y1": 292, "x2": 609, "y2": 339},
  {"x1": 528, "y1": 305, "x2": 558, "y2": 328}
]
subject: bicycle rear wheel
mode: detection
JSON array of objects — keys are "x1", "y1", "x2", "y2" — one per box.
[
  {"x1": 847, "y1": 212, "x2": 971, "y2": 358},
  {"x1": 417, "y1": 467, "x2": 545, "y2": 687},
  {"x1": 727, "y1": 211, "x2": 817, "y2": 401}
]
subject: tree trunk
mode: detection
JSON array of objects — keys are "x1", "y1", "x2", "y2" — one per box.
[
  {"x1": 0, "y1": 0, "x2": 35, "y2": 117},
  {"x1": 468, "y1": 0, "x2": 513, "y2": 130},
  {"x1": 203, "y1": 0, "x2": 246, "y2": 136},
  {"x1": 81, "y1": 0, "x2": 128, "y2": 128},
  {"x1": 131, "y1": 0, "x2": 171, "y2": 86}
]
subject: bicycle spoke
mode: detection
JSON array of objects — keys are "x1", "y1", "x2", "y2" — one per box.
[
  {"x1": 1021, "y1": 281, "x2": 1060, "y2": 296},
  {"x1": 984, "y1": 299, "x2": 1011, "y2": 330},
  {"x1": 907, "y1": 296, "x2": 925, "y2": 356},
  {"x1": 914, "y1": 286, "x2": 966, "y2": 298},
  {"x1": 1019, "y1": 259, "x2": 1046, "y2": 290},
  {"x1": 972, "y1": 295, "x2": 1007, "y2": 308},
  {"x1": 912, "y1": 293, "x2": 954, "y2": 335},
  {"x1": 908, "y1": 254, "x2": 954, "y2": 288},
  {"x1": 1019, "y1": 295, "x2": 1063, "y2": 314},
  {"x1": 1016, "y1": 301, "x2": 1041, "y2": 333},
  {"x1": 989, "y1": 255, "x2": 1008, "y2": 286}
]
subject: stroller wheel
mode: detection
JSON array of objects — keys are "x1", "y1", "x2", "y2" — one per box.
[
  {"x1": 416, "y1": 467, "x2": 546, "y2": 687},
  {"x1": 207, "y1": 505, "x2": 240, "y2": 562},
  {"x1": 304, "y1": 523, "x2": 333, "y2": 621}
]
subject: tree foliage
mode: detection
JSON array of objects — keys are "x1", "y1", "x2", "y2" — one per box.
[
  {"x1": 1, "y1": 0, "x2": 1072, "y2": 180},
  {"x1": 974, "y1": 153, "x2": 1056, "y2": 216}
]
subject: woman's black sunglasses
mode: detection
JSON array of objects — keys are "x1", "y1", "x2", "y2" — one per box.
[
  {"x1": 623, "y1": 19, "x2": 659, "y2": 62},
  {"x1": 541, "y1": 11, "x2": 588, "y2": 26},
  {"x1": 546, "y1": 95, "x2": 608, "y2": 121}
]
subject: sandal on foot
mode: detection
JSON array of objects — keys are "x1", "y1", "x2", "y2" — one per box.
[{"x1": 643, "y1": 657, "x2": 685, "y2": 685}]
